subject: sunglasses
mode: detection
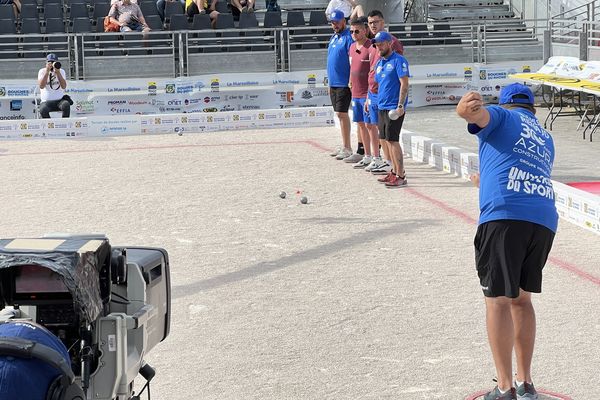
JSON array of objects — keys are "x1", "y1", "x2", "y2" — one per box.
[{"x1": 349, "y1": 29, "x2": 363, "y2": 34}]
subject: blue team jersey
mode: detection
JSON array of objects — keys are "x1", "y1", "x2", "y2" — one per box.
[
  {"x1": 374, "y1": 52, "x2": 410, "y2": 110},
  {"x1": 469, "y1": 105, "x2": 559, "y2": 232},
  {"x1": 326, "y1": 28, "x2": 353, "y2": 88}
]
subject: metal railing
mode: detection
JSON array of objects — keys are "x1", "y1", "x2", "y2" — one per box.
[{"x1": 0, "y1": 21, "x2": 547, "y2": 80}]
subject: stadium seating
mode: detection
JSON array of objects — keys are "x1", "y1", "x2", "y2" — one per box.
[
  {"x1": 238, "y1": 12, "x2": 258, "y2": 29},
  {"x1": 191, "y1": 13, "x2": 210, "y2": 30},
  {"x1": 0, "y1": 4, "x2": 15, "y2": 22},
  {"x1": 169, "y1": 13, "x2": 189, "y2": 30},
  {"x1": 164, "y1": 1, "x2": 183, "y2": 21}
]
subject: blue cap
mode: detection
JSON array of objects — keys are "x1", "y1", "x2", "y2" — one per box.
[
  {"x1": 46, "y1": 53, "x2": 58, "y2": 62},
  {"x1": 0, "y1": 321, "x2": 71, "y2": 399},
  {"x1": 372, "y1": 31, "x2": 393, "y2": 44},
  {"x1": 328, "y1": 9, "x2": 345, "y2": 22},
  {"x1": 499, "y1": 83, "x2": 534, "y2": 105}
]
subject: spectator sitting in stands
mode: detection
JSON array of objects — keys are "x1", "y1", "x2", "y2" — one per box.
[
  {"x1": 110, "y1": 0, "x2": 136, "y2": 4},
  {"x1": 325, "y1": 0, "x2": 364, "y2": 20},
  {"x1": 0, "y1": 0, "x2": 21, "y2": 19},
  {"x1": 186, "y1": 0, "x2": 219, "y2": 28},
  {"x1": 156, "y1": 0, "x2": 185, "y2": 21},
  {"x1": 231, "y1": 0, "x2": 254, "y2": 15},
  {"x1": 109, "y1": 0, "x2": 151, "y2": 32}
]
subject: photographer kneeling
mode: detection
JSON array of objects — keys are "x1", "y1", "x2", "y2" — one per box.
[
  {"x1": 37, "y1": 53, "x2": 71, "y2": 119},
  {"x1": 0, "y1": 320, "x2": 83, "y2": 400}
]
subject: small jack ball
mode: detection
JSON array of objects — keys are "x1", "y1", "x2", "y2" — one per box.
[
  {"x1": 300, "y1": 196, "x2": 308, "y2": 204},
  {"x1": 178, "y1": 133, "x2": 183, "y2": 136},
  {"x1": 279, "y1": 191, "x2": 287, "y2": 199}
]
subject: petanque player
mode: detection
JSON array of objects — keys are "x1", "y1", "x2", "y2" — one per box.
[
  {"x1": 326, "y1": 9, "x2": 355, "y2": 160},
  {"x1": 456, "y1": 83, "x2": 558, "y2": 400},
  {"x1": 346, "y1": 16, "x2": 374, "y2": 168},
  {"x1": 364, "y1": 9, "x2": 404, "y2": 174},
  {"x1": 371, "y1": 31, "x2": 409, "y2": 188}
]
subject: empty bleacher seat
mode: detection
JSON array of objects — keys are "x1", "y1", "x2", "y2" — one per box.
[
  {"x1": 92, "y1": 3, "x2": 110, "y2": 21},
  {"x1": 69, "y1": 2, "x2": 89, "y2": 20},
  {"x1": 140, "y1": 1, "x2": 160, "y2": 18},
  {"x1": 44, "y1": 6, "x2": 64, "y2": 20},
  {"x1": 45, "y1": 17, "x2": 65, "y2": 33},
  {"x1": 20, "y1": 17, "x2": 43, "y2": 58},
  {"x1": 215, "y1": 12, "x2": 233, "y2": 29},
  {"x1": 191, "y1": 13, "x2": 210, "y2": 30},
  {"x1": 72, "y1": 16, "x2": 92, "y2": 32},
  {"x1": 19, "y1": 4, "x2": 39, "y2": 19},
  {"x1": 286, "y1": 11, "x2": 305, "y2": 27},
  {"x1": 145, "y1": 14, "x2": 163, "y2": 30},
  {"x1": 238, "y1": 12, "x2": 257, "y2": 29},
  {"x1": 308, "y1": 10, "x2": 327, "y2": 26},
  {"x1": 168, "y1": 13, "x2": 188, "y2": 30},
  {"x1": 164, "y1": 1, "x2": 183, "y2": 20},
  {"x1": 0, "y1": 18, "x2": 18, "y2": 59},
  {"x1": 263, "y1": 11, "x2": 282, "y2": 28},
  {"x1": 0, "y1": 5, "x2": 15, "y2": 21}
]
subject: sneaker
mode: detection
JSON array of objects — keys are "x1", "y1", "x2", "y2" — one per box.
[
  {"x1": 371, "y1": 161, "x2": 392, "y2": 175},
  {"x1": 483, "y1": 386, "x2": 517, "y2": 400},
  {"x1": 353, "y1": 156, "x2": 372, "y2": 169},
  {"x1": 343, "y1": 152, "x2": 363, "y2": 163},
  {"x1": 364, "y1": 157, "x2": 383, "y2": 172},
  {"x1": 377, "y1": 171, "x2": 395, "y2": 183},
  {"x1": 385, "y1": 174, "x2": 408, "y2": 188},
  {"x1": 515, "y1": 381, "x2": 538, "y2": 400},
  {"x1": 335, "y1": 148, "x2": 352, "y2": 160},
  {"x1": 330, "y1": 146, "x2": 341, "y2": 157}
]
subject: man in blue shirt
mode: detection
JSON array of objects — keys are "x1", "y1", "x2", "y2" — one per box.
[
  {"x1": 326, "y1": 9, "x2": 354, "y2": 160},
  {"x1": 456, "y1": 83, "x2": 558, "y2": 400},
  {"x1": 372, "y1": 31, "x2": 410, "y2": 188}
]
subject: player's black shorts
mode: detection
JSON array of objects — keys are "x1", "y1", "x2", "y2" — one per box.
[
  {"x1": 377, "y1": 110, "x2": 404, "y2": 142},
  {"x1": 329, "y1": 87, "x2": 351, "y2": 113},
  {"x1": 474, "y1": 219, "x2": 555, "y2": 298}
]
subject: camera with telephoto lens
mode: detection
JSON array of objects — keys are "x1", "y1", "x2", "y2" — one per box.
[
  {"x1": 0, "y1": 234, "x2": 171, "y2": 400},
  {"x1": 53, "y1": 61, "x2": 62, "y2": 70}
]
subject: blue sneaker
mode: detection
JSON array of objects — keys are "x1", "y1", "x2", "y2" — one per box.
[
  {"x1": 515, "y1": 381, "x2": 538, "y2": 400},
  {"x1": 483, "y1": 386, "x2": 517, "y2": 400}
]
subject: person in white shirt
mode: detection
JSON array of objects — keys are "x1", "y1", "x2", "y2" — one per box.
[
  {"x1": 325, "y1": 0, "x2": 364, "y2": 20},
  {"x1": 37, "y1": 53, "x2": 70, "y2": 119}
]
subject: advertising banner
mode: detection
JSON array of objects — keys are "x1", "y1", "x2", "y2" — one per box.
[
  {"x1": 0, "y1": 107, "x2": 334, "y2": 140},
  {"x1": 0, "y1": 62, "x2": 545, "y2": 119}
]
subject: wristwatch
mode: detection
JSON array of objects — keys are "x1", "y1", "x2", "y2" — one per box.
[{"x1": 397, "y1": 104, "x2": 404, "y2": 109}]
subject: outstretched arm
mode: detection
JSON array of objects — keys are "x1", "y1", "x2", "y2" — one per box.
[{"x1": 456, "y1": 91, "x2": 490, "y2": 128}]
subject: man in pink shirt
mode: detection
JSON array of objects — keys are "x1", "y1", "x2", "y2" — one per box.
[
  {"x1": 346, "y1": 16, "x2": 376, "y2": 169},
  {"x1": 364, "y1": 9, "x2": 404, "y2": 175}
]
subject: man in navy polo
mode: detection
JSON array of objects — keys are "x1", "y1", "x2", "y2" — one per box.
[
  {"x1": 372, "y1": 31, "x2": 410, "y2": 188},
  {"x1": 326, "y1": 9, "x2": 354, "y2": 160}
]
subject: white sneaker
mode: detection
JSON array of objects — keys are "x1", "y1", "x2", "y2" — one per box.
[
  {"x1": 364, "y1": 157, "x2": 382, "y2": 172},
  {"x1": 343, "y1": 152, "x2": 363, "y2": 163},
  {"x1": 371, "y1": 161, "x2": 392, "y2": 175},
  {"x1": 335, "y1": 148, "x2": 352, "y2": 160},
  {"x1": 353, "y1": 155, "x2": 372, "y2": 169},
  {"x1": 330, "y1": 146, "x2": 342, "y2": 157}
]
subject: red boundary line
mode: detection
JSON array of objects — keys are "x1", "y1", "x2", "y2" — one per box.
[{"x1": 2, "y1": 137, "x2": 599, "y2": 288}]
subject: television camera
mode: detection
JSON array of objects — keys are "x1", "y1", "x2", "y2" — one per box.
[{"x1": 0, "y1": 235, "x2": 171, "y2": 400}]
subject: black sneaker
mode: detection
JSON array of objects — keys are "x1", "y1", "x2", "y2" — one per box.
[
  {"x1": 515, "y1": 381, "x2": 538, "y2": 400},
  {"x1": 483, "y1": 386, "x2": 517, "y2": 400}
]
